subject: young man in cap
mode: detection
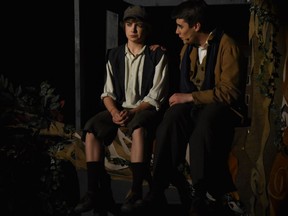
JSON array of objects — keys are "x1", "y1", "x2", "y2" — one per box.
[{"x1": 74, "y1": 5, "x2": 169, "y2": 215}]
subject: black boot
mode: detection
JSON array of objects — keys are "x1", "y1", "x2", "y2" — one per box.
[
  {"x1": 74, "y1": 191, "x2": 99, "y2": 213},
  {"x1": 189, "y1": 181, "x2": 216, "y2": 216},
  {"x1": 74, "y1": 162, "x2": 102, "y2": 213},
  {"x1": 171, "y1": 170, "x2": 192, "y2": 213},
  {"x1": 97, "y1": 173, "x2": 118, "y2": 215},
  {"x1": 74, "y1": 162, "x2": 118, "y2": 215},
  {"x1": 136, "y1": 189, "x2": 167, "y2": 215},
  {"x1": 121, "y1": 162, "x2": 146, "y2": 213}
]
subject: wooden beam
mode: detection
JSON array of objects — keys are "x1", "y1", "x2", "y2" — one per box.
[{"x1": 74, "y1": 0, "x2": 81, "y2": 131}]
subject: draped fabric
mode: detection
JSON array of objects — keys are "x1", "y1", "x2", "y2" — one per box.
[{"x1": 234, "y1": 1, "x2": 288, "y2": 215}]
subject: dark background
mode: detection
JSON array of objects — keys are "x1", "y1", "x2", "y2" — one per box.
[{"x1": 2, "y1": 0, "x2": 250, "y2": 127}]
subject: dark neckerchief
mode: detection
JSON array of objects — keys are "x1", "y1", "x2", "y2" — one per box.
[
  {"x1": 201, "y1": 29, "x2": 224, "y2": 90},
  {"x1": 180, "y1": 44, "x2": 198, "y2": 93}
]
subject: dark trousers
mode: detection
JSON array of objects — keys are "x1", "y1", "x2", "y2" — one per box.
[
  {"x1": 152, "y1": 103, "x2": 194, "y2": 191},
  {"x1": 189, "y1": 103, "x2": 240, "y2": 198},
  {"x1": 152, "y1": 103, "x2": 240, "y2": 197},
  {"x1": 82, "y1": 109, "x2": 161, "y2": 148}
]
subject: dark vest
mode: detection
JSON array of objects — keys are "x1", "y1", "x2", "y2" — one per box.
[
  {"x1": 106, "y1": 45, "x2": 165, "y2": 106},
  {"x1": 180, "y1": 29, "x2": 224, "y2": 93}
]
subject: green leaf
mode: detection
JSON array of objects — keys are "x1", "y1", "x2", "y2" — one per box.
[
  {"x1": 15, "y1": 85, "x2": 22, "y2": 97},
  {"x1": 4, "y1": 77, "x2": 8, "y2": 88}
]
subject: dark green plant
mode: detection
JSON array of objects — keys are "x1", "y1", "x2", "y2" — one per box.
[
  {"x1": 249, "y1": 4, "x2": 285, "y2": 152},
  {"x1": 0, "y1": 74, "x2": 77, "y2": 215}
]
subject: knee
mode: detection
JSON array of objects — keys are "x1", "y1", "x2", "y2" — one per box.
[
  {"x1": 85, "y1": 132, "x2": 95, "y2": 141},
  {"x1": 163, "y1": 105, "x2": 186, "y2": 122}
]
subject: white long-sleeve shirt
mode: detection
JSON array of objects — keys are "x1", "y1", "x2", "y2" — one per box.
[{"x1": 101, "y1": 44, "x2": 169, "y2": 111}]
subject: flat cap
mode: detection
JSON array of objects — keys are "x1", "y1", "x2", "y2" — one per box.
[{"x1": 123, "y1": 5, "x2": 148, "y2": 22}]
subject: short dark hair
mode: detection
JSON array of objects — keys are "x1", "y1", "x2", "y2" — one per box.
[
  {"x1": 120, "y1": 18, "x2": 151, "y2": 35},
  {"x1": 171, "y1": 0, "x2": 213, "y2": 33}
]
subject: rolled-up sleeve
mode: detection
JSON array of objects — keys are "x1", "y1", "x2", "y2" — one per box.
[
  {"x1": 143, "y1": 54, "x2": 169, "y2": 110},
  {"x1": 101, "y1": 61, "x2": 116, "y2": 100}
]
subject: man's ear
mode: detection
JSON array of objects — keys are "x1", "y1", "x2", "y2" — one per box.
[{"x1": 193, "y1": 22, "x2": 201, "y2": 32}]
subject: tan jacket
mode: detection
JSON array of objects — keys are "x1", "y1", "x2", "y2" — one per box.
[{"x1": 179, "y1": 33, "x2": 246, "y2": 119}]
